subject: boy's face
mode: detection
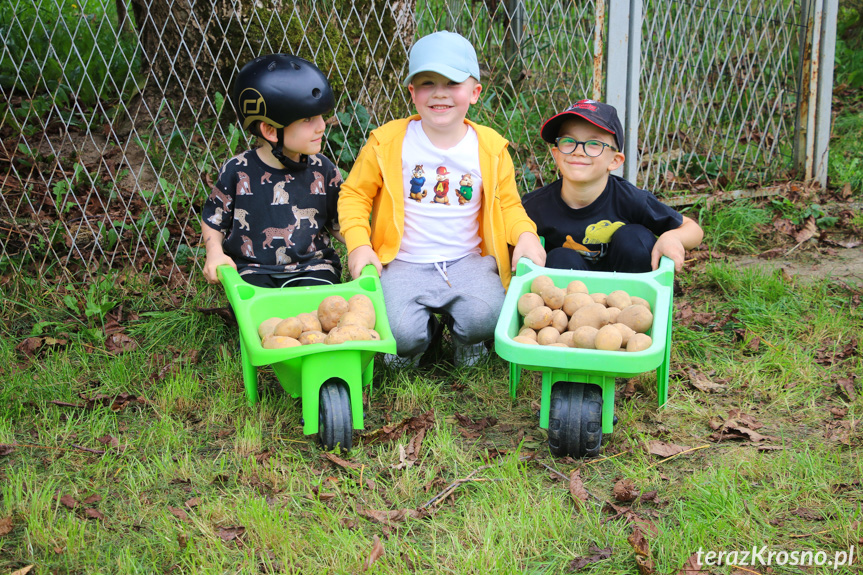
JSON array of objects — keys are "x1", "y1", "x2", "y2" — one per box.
[
  {"x1": 262, "y1": 114, "x2": 327, "y2": 161},
  {"x1": 551, "y1": 117, "x2": 624, "y2": 185},
  {"x1": 408, "y1": 71, "x2": 482, "y2": 134}
]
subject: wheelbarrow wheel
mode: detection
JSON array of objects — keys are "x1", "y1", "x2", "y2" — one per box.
[
  {"x1": 547, "y1": 382, "x2": 603, "y2": 458},
  {"x1": 318, "y1": 379, "x2": 353, "y2": 451}
]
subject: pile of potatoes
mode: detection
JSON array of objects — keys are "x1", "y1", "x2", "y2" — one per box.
[
  {"x1": 256, "y1": 294, "x2": 380, "y2": 349},
  {"x1": 512, "y1": 275, "x2": 654, "y2": 352}
]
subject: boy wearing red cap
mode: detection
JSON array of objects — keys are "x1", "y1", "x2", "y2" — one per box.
[
  {"x1": 338, "y1": 31, "x2": 546, "y2": 367},
  {"x1": 523, "y1": 100, "x2": 703, "y2": 273}
]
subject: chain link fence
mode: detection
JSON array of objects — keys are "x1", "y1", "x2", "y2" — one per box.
[{"x1": 0, "y1": 0, "x2": 819, "y2": 285}]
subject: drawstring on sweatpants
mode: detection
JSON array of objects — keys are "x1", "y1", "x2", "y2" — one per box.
[{"x1": 434, "y1": 261, "x2": 452, "y2": 288}]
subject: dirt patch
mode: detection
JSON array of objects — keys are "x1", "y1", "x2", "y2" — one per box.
[{"x1": 735, "y1": 245, "x2": 863, "y2": 285}]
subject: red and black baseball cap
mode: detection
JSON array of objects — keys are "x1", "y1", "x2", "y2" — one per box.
[{"x1": 540, "y1": 100, "x2": 624, "y2": 150}]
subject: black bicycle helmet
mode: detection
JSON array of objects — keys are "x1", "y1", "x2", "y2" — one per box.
[{"x1": 233, "y1": 54, "x2": 335, "y2": 169}]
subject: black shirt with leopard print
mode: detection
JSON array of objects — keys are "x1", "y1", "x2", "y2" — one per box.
[{"x1": 202, "y1": 149, "x2": 342, "y2": 279}]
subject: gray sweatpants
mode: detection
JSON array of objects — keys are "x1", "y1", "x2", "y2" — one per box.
[{"x1": 380, "y1": 253, "x2": 506, "y2": 360}]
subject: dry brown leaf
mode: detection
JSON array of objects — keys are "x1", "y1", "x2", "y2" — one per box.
[
  {"x1": 217, "y1": 526, "x2": 245, "y2": 542},
  {"x1": 0, "y1": 444, "x2": 14, "y2": 456},
  {"x1": 59, "y1": 494, "x2": 78, "y2": 509},
  {"x1": 677, "y1": 553, "x2": 703, "y2": 574},
  {"x1": 569, "y1": 469, "x2": 589, "y2": 507},
  {"x1": 323, "y1": 452, "x2": 363, "y2": 470},
  {"x1": 84, "y1": 508, "x2": 104, "y2": 520},
  {"x1": 82, "y1": 494, "x2": 102, "y2": 505},
  {"x1": 613, "y1": 479, "x2": 640, "y2": 503},
  {"x1": 357, "y1": 507, "x2": 425, "y2": 526},
  {"x1": 9, "y1": 566, "x2": 34, "y2": 575},
  {"x1": 794, "y1": 216, "x2": 818, "y2": 243},
  {"x1": 362, "y1": 535, "x2": 385, "y2": 571},
  {"x1": 687, "y1": 368, "x2": 727, "y2": 393},
  {"x1": 168, "y1": 506, "x2": 188, "y2": 521},
  {"x1": 568, "y1": 544, "x2": 612, "y2": 571},
  {"x1": 185, "y1": 497, "x2": 201, "y2": 508},
  {"x1": 0, "y1": 516, "x2": 13, "y2": 536},
  {"x1": 646, "y1": 440, "x2": 690, "y2": 458}
]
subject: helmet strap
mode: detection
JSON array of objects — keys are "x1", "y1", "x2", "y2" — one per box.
[{"x1": 270, "y1": 130, "x2": 308, "y2": 173}]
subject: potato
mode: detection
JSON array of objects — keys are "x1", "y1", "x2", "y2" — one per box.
[
  {"x1": 369, "y1": 329, "x2": 381, "y2": 340},
  {"x1": 607, "y1": 290, "x2": 632, "y2": 310},
  {"x1": 299, "y1": 330, "x2": 327, "y2": 345},
  {"x1": 297, "y1": 312, "x2": 322, "y2": 333},
  {"x1": 318, "y1": 295, "x2": 349, "y2": 332},
  {"x1": 631, "y1": 296, "x2": 651, "y2": 311},
  {"x1": 540, "y1": 286, "x2": 565, "y2": 310},
  {"x1": 590, "y1": 292, "x2": 608, "y2": 306},
  {"x1": 546, "y1": 342, "x2": 569, "y2": 347},
  {"x1": 563, "y1": 292, "x2": 594, "y2": 317},
  {"x1": 273, "y1": 317, "x2": 303, "y2": 339},
  {"x1": 572, "y1": 325, "x2": 599, "y2": 349},
  {"x1": 261, "y1": 335, "x2": 301, "y2": 349},
  {"x1": 348, "y1": 294, "x2": 374, "y2": 314},
  {"x1": 338, "y1": 310, "x2": 369, "y2": 328},
  {"x1": 517, "y1": 292, "x2": 545, "y2": 316},
  {"x1": 613, "y1": 323, "x2": 636, "y2": 347},
  {"x1": 566, "y1": 280, "x2": 588, "y2": 294},
  {"x1": 606, "y1": 306, "x2": 621, "y2": 324},
  {"x1": 523, "y1": 305, "x2": 553, "y2": 330},
  {"x1": 512, "y1": 335, "x2": 538, "y2": 345},
  {"x1": 536, "y1": 326, "x2": 561, "y2": 346},
  {"x1": 569, "y1": 303, "x2": 610, "y2": 330},
  {"x1": 258, "y1": 317, "x2": 282, "y2": 339},
  {"x1": 517, "y1": 327, "x2": 538, "y2": 341},
  {"x1": 618, "y1": 304, "x2": 654, "y2": 333},
  {"x1": 325, "y1": 324, "x2": 372, "y2": 344},
  {"x1": 557, "y1": 331, "x2": 576, "y2": 347},
  {"x1": 550, "y1": 309, "x2": 568, "y2": 333},
  {"x1": 595, "y1": 324, "x2": 623, "y2": 351},
  {"x1": 530, "y1": 275, "x2": 555, "y2": 295},
  {"x1": 626, "y1": 333, "x2": 653, "y2": 352}
]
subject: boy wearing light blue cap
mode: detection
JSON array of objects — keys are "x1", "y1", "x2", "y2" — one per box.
[{"x1": 338, "y1": 30, "x2": 546, "y2": 367}]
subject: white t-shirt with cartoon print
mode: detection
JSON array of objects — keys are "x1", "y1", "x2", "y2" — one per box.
[{"x1": 396, "y1": 120, "x2": 483, "y2": 263}]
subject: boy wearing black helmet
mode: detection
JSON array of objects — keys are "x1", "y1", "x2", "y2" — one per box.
[
  {"x1": 523, "y1": 100, "x2": 703, "y2": 273},
  {"x1": 201, "y1": 54, "x2": 345, "y2": 288}
]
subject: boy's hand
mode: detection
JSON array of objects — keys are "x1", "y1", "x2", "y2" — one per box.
[
  {"x1": 347, "y1": 245, "x2": 382, "y2": 279},
  {"x1": 651, "y1": 233, "x2": 685, "y2": 272},
  {"x1": 203, "y1": 253, "x2": 236, "y2": 284},
  {"x1": 511, "y1": 232, "x2": 546, "y2": 271}
]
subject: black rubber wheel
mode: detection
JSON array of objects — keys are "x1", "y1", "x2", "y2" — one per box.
[
  {"x1": 547, "y1": 382, "x2": 603, "y2": 458},
  {"x1": 318, "y1": 379, "x2": 353, "y2": 450}
]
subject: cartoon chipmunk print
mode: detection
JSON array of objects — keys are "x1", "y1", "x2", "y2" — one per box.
[
  {"x1": 456, "y1": 173, "x2": 473, "y2": 205},
  {"x1": 310, "y1": 171, "x2": 326, "y2": 195},
  {"x1": 409, "y1": 164, "x2": 427, "y2": 202},
  {"x1": 261, "y1": 224, "x2": 296, "y2": 249},
  {"x1": 433, "y1": 166, "x2": 450, "y2": 205}
]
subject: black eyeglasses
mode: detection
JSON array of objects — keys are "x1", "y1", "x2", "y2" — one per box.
[{"x1": 554, "y1": 137, "x2": 618, "y2": 157}]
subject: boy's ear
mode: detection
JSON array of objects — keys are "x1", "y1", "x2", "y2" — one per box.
[
  {"x1": 469, "y1": 81, "x2": 482, "y2": 104},
  {"x1": 258, "y1": 122, "x2": 279, "y2": 144},
  {"x1": 608, "y1": 151, "x2": 625, "y2": 172}
]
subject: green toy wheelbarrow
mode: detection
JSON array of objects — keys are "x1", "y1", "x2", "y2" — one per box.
[
  {"x1": 494, "y1": 257, "x2": 675, "y2": 458},
  {"x1": 218, "y1": 264, "x2": 396, "y2": 450}
]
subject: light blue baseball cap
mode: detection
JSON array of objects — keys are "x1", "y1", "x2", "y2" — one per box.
[{"x1": 404, "y1": 30, "x2": 481, "y2": 86}]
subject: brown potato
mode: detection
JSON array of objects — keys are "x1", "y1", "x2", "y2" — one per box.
[
  {"x1": 563, "y1": 292, "x2": 595, "y2": 317},
  {"x1": 566, "y1": 280, "x2": 588, "y2": 294},
  {"x1": 348, "y1": 294, "x2": 374, "y2": 314},
  {"x1": 550, "y1": 309, "x2": 568, "y2": 333},
  {"x1": 512, "y1": 335, "x2": 539, "y2": 345},
  {"x1": 338, "y1": 310, "x2": 370, "y2": 328},
  {"x1": 530, "y1": 275, "x2": 555, "y2": 295},
  {"x1": 613, "y1": 323, "x2": 636, "y2": 346},
  {"x1": 572, "y1": 325, "x2": 599, "y2": 349},
  {"x1": 325, "y1": 324, "x2": 372, "y2": 344},
  {"x1": 631, "y1": 296, "x2": 651, "y2": 311},
  {"x1": 261, "y1": 335, "x2": 301, "y2": 349},
  {"x1": 257, "y1": 317, "x2": 282, "y2": 340},
  {"x1": 369, "y1": 329, "x2": 381, "y2": 340},
  {"x1": 540, "y1": 286, "x2": 565, "y2": 310},
  {"x1": 517, "y1": 327, "x2": 538, "y2": 341},
  {"x1": 523, "y1": 305, "x2": 553, "y2": 330},
  {"x1": 626, "y1": 333, "x2": 653, "y2": 352},
  {"x1": 297, "y1": 312, "x2": 322, "y2": 333},
  {"x1": 618, "y1": 304, "x2": 654, "y2": 333},
  {"x1": 536, "y1": 326, "x2": 561, "y2": 345},
  {"x1": 546, "y1": 342, "x2": 569, "y2": 347},
  {"x1": 595, "y1": 324, "x2": 623, "y2": 351},
  {"x1": 273, "y1": 317, "x2": 303, "y2": 339},
  {"x1": 298, "y1": 330, "x2": 327, "y2": 345},
  {"x1": 606, "y1": 306, "x2": 621, "y2": 324},
  {"x1": 318, "y1": 295, "x2": 349, "y2": 332},
  {"x1": 557, "y1": 331, "x2": 576, "y2": 347},
  {"x1": 517, "y1": 292, "x2": 545, "y2": 316},
  {"x1": 607, "y1": 290, "x2": 633, "y2": 310},
  {"x1": 590, "y1": 292, "x2": 608, "y2": 306},
  {"x1": 569, "y1": 303, "x2": 610, "y2": 331}
]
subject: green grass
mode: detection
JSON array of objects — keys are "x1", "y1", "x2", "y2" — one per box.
[{"x1": 1, "y1": 262, "x2": 861, "y2": 574}]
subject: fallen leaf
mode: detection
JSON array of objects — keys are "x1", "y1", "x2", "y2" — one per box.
[
  {"x1": 0, "y1": 516, "x2": 12, "y2": 536},
  {"x1": 0, "y1": 444, "x2": 15, "y2": 456},
  {"x1": 794, "y1": 216, "x2": 818, "y2": 243},
  {"x1": 569, "y1": 469, "x2": 589, "y2": 507},
  {"x1": 792, "y1": 507, "x2": 824, "y2": 521},
  {"x1": 836, "y1": 377, "x2": 857, "y2": 401},
  {"x1": 217, "y1": 526, "x2": 245, "y2": 542},
  {"x1": 628, "y1": 524, "x2": 655, "y2": 574},
  {"x1": 82, "y1": 494, "x2": 102, "y2": 505},
  {"x1": 357, "y1": 507, "x2": 426, "y2": 526},
  {"x1": 177, "y1": 533, "x2": 188, "y2": 550},
  {"x1": 185, "y1": 497, "x2": 201, "y2": 508},
  {"x1": 687, "y1": 368, "x2": 727, "y2": 393},
  {"x1": 362, "y1": 410, "x2": 435, "y2": 444},
  {"x1": 9, "y1": 566, "x2": 34, "y2": 575},
  {"x1": 84, "y1": 508, "x2": 104, "y2": 520},
  {"x1": 677, "y1": 552, "x2": 703, "y2": 574},
  {"x1": 646, "y1": 441, "x2": 690, "y2": 458},
  {"x1": 613, "y1": 478, "x2": 640, "y2": 502},
  {"x1": 568, "y1": 543, "x2": 612, "y2": 571},
  {"x1": 15, "y1": 337, "x2": 43, "y2": 357},
  {"x1": 323, "y1": 452, "x2": 363, "y2": 470},
  {"x1": 362, "y1": 535, "x2": 385, "y2": 571},
  {"x1": 640, "y1": 491, "x2": 657, "y2": 502},
  {"x1": 105, "y1": 332, "x2": 138, "y2": 354},
  {"x1": 168, "y1": 506, "x2": 188, "y2": 521},
  {"x1": 59, "y1": 494, "x2": 78, "y2": 509}
]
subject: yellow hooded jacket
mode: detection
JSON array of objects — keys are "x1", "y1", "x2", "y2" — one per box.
[{"x1": 338, "y1": 116, "x2": 537, "y2": 289}]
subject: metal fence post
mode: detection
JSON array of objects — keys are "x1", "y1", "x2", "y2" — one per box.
[
  {"x1": 606, "y1": 0, "x2": 642, "y2": 183},
  {"x1": 795, "y1": 0, "x2": 838, "y2": 186}
]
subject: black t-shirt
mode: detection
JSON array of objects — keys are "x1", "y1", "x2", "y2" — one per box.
[
  {"x1": 522, "y1": 175, "x2": 683, "y2": 263},
  {"x1": 201, "y1": 149, "x2": 342, "y2": 278}
]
